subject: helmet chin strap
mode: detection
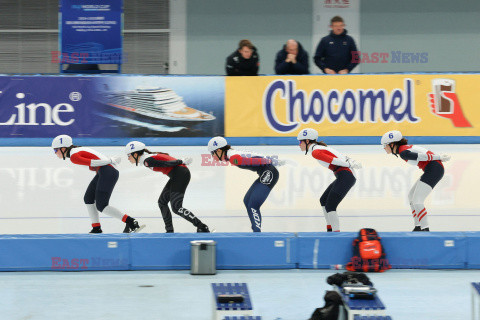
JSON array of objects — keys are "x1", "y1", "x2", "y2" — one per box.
[
  {"x1": 133, "y1": 153, "x2": 140, "y2": 166},
  {"x1": 390, "y1": 143, "x2": 399, "y2": 157},
  {"x1": 219, "y1": 149, "x2": 226, "y2": 161},
  {"x1": 213, "y1": 149, "x2": 226, "y2": 162},
  {"x1": 61, "y1": 148, "x2": 67, "y2": 160},
  {"x1": 304, "y1": 140, "x2": 312, "y2": 155}
]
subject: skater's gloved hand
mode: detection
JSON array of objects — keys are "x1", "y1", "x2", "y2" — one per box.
[
  {"x1": 180, "y1": 157, "x2": 193, "y2": 165},
  {"x1": 110, "y1": 156, "x2": 122, "y2": 166},
  {"x1": 351, "y1": 160, "x2": 363, "y2": 169},
  {"x1": 440, "y1": 154, "x2": 451, "y2": 162},
  {"x1": 346, "y1": 157, "x2": 362, "y2": 169}
]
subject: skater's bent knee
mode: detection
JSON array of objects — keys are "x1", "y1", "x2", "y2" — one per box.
[
  {"x1": 158, "y1": 198, "x2": 169, "y2": 206},
  {"x1": 325, "y1": 204, "x2": 338, "y2": 212},
  {"x1": 319, "y1": 197, "x2": 327, "y2": 206},
  {"x1": 412, "y1": 201, "x2": 424, "y2": 208},
  {"x1": 95, "y1": 200, "x2": 109, "y2": 212},
  {"x1": 84, "y1": 195, "x2": 95, "y2": 205}
]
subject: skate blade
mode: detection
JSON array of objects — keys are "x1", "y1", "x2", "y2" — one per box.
[{"x1": 134, "y1": 225, "x2": 146, "y2": 233}]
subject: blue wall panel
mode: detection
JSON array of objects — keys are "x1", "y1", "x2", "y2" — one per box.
[
  {"x1": 0, "y1": 232, "x2": 477, "y2": 271},
  {"x1": 130, "y1": 233, "x2": 296, "y2": 270},
  {"x1": 296, "y1": 232, "x2": 468, "y2": 269},
  {"x1": 215, "y1": 233, "x2": 296, "y2": 269},
  {"x1": 465, "y1": 232, "x2": 480, "y2": 269},
  {"x1": 297, "y1": 232, "x2": 355, "y2": 269},
  {"x1": 380, "y1": 232, "x2": 467, "y2": 269},
  {"x1": 0, "y1": 234, "x2": 130, "y2": 271}
]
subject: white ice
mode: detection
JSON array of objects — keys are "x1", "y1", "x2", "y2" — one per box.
[{"x1": 0, "y1": 269, "x2": 474, "y2": 320}]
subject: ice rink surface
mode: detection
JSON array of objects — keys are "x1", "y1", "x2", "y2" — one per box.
[
  {"x1": 0, "y1": 144, "x2": 478, "y2": 234},
  {"x1": 0, "y1": 269, "x2": 474, "y2": 320}
]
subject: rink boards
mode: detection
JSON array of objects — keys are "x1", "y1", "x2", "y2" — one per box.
[{"x1": 1, "y1": 232, "x2": 480, "y2": 271}]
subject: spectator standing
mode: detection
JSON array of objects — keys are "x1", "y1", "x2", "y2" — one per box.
[{"x1": 314, "y1": 16, "x2": 359, "y2": 74}]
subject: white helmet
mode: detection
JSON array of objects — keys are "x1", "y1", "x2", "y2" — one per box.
[
  {"x1": 52, "y1": 135, "x2": 73, "y2": 149},
  {"x1": 208, "y1": 137, "x2": 228, "y2": 153},
  {"x1": 381, "y1": 130, "x2": 403, "y2": 146},
  {"x1": 297, "y1": 128, "x2": 318, "y2": 141},
  {"x1": 125, "y1": 141, "x2": 145, "y2": 155}
]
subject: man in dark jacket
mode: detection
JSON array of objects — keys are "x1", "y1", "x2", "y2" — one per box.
[
  {"x1": 314, "y1": 16, "x2": 359, "y2": 74},
  {"x1": 225, "y1": 39, "x2": 259, "y2": 76},
  {"x1": 274, "y1": 39, "x2": 309, "y2": 75}
]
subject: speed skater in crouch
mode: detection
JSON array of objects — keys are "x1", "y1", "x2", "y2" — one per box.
[
  {"x1": 207, "y1": 137, "x2": 284, "y2": 232},
  {"x1": 125, "y1": 141, "x2": 211, "y2": 233},
  {"x1": 381, "y1": 130, "x2": 450, "y2": 231},
  {"x1": 297, "y1": 128, "x2": 362, "y2": 232},
  {"x1": 52, "y1": 135, "x2": 145, "y2": 234}
]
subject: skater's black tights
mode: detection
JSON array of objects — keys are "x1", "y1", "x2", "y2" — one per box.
[{"x1": 83, "y1": 165, "x2": 119, "y2": 212}]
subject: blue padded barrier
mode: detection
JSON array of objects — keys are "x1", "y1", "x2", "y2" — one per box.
[
  {"x1": 297, "y1": 232, "x2": 355, "y2": 269},
  {"x1": 465, "y1": 232, "x2": 480, "y2": 269},
  {"x1": 380, "y1": 232, "x2": 466, "y2": 269},
  {"x1": 0, "y1": 234, "x2": 130, "y2": 271},
  {"x1": 296, "y1": 232, "x2": 468, "y2": 269},
  {"x1": 0, "y1": 232, "x2": 478, "y2": 271},
  {"x1": 130, "y1": 233, "x2": 297, "y2": 270}
]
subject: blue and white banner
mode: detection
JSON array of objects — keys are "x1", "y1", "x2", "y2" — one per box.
[
  {"x1": 0, "y1": 76, "x2": 224, "y2": 141},
  {"x1": 59, "y1": 0, "x2": 123, "y2": 64}
]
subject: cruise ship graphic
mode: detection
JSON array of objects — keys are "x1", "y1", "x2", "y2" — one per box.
[{"x1": 99, "y1": 87, "x2": 216, "y2": 127}]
